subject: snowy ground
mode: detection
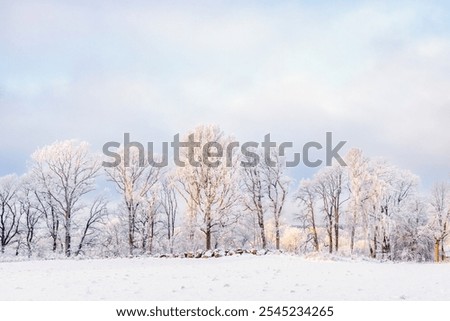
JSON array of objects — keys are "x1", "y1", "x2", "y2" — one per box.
[{"x1": 0, "y1": 255, "x2": 449, "y2": 300}]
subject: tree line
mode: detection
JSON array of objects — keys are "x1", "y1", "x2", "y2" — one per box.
[{"x1": 0, "y1": 125, "x2": 448, "y2": 262}]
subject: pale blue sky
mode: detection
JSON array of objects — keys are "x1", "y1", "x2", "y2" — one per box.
[{"x1": 0, "y1": 0, "x2": 449, "y2": 187}]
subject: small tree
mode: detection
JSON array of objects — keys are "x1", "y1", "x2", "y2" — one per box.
[
  {"x1": 75, "y1": 195, "x2": 108, "y2": 256},
  {"x1": 0, "y1": 175, "x2": 21, "y2": 254},
  {"x1": 34, "y1": 189, "x2": 60, "y2": 253},
  {"x1": 19, "y1": 175, "x2": 43, "y2": 257},
  {"x1": 429, "y1": 182, "x2": 450, "y2": 262}
]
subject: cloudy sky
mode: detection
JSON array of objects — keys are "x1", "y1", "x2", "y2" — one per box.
[{"x1": 0, "y1": 0, "x2": 449, "y2": 187}]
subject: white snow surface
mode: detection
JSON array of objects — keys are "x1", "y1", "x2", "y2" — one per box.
[{"x1": 0, "y1": 255, "x2": 448, "y2": 300}]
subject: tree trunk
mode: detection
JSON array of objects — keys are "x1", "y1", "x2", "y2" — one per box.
[
  {"x1": 141, "y1": 232, "x2": 146, "y2": 254},
  {"x1": 65, "y1": 211, "x2": 71, "y2": 257},
  {"x1": 258, "y1": 208, "x2": 267, "y2": 249},
  {"x1": 52, "y1": 236, "x2": 57, "y2": 252},
  {"x1": 310, "y1": 208, "x2": 319, "y2": 252},
  {"x1": 372, "y1": 228, "x2": 377, "y2": 259},
  {"x1": 260, "y1": 222, "x2": 267, "y2": 249},
  {"x1": 51, "y1": 215, "x2": 59, "y2": 253},
  {"x1": 206, "y1": 229, "x2": 211, "y2": 250},
  {"x1": 65, "y1": 234, "x2": 71, "y2": 256},
  {"x1": 128, "y1": 209, "x2": 135, "y2": 256},
  {"x1": 148, "y1": 219, "x2": 154, "y2": 254},
  {"x1": 205, "y1": 207, "x2": 212, "y2": 250},
  {"x1": 327, "y1": 212, "x2": 333, "y2": 253},
  {"x1": 167, "y1": 220, "x2": 172, "y2": 253},
  {"x1": 257, "y1": 194, "x2": 267, "y2": 249},
  {"x1": 350, "y1": 225, "x2": 355, "y2": 254},
  {"x1": 275, "y1": 218, "x2": 280, "y2": 250},
  {"x1": 328, "y1": 229, "x2": 333, "y2": 254},
  {"x1": 382, "y1": 231, "x2": 390, "y2": 259},
  {"x1": 435, "y1": 239, "x2": 440, "y2": 263},
  {"x1": 334, "y1": 213, "x2": 339, "y2": 252},
  {"x1": 65, "y1": 231, "x2": 71, "y2": 257},
  {"x1": 441, "y1": 240, "x2": 445, "y2": 262}
]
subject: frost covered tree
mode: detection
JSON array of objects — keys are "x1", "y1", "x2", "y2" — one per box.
[
  {"x1": 75, "y1": 195, "x2": 108, "y2": 256},
  {"x1": 0, "y1": 175, "x2": 21, "y2": 254},
  {"x1": 345, "y1": 148, "x2": 371, "y2": 254},
  {"x1": 18, "y1": 175, "x2": 43, "y2": 257},
  {"x1": 357, "y1": 158, "x2": 388, "y2": 258},
  {"x1": 241, "y1": 149, "x2": 268, "y2": 249},
  {"x1": 101, "y1": 214, "x2": 127, "y2": 257},
  {"x1": 295, "y1": 178, "x2": 319, "y2": 252},
  {"x1": 391, "y1": 197, "x2": 433, "y2": 261},
  {"x1": 429, "y1": 181, "x2": 450, "y2": 262},
  {"x1": 363, "y1": 160, "x2": 418, "y2": 259},
  {"x1": 263, "y1": 150, "x2": 289, "y2": 250},
  {"x1": 242, "y1": 148, "x2": 289, "y2": 250},
  {"x1": 313, "y1": 164, "x2": 346, "y2": 253},
  {"x1": 105, "y1": 148, "x2": 160, "y2": 255},
  {"x1": 34, "y1": 187, "x2": 60, "y2": 253},
  {"x1": 0, "y1": 127, "x2": 447, "y2": 261},
  {"x1": 175, "y1": 125, "x2": 240, "y2": 250},
  {"x1": 378, "y1": 167, "x2": 418, "y2": 259},
  {"x1": 160, "y1": 177, "x2": 178, "y2": 254},
  {"x1": 31, "y1": 140, "x2": 101, "y2": 257},
  {"x1": 135, "y1": 189, "x2": 159, "y2": 254}
]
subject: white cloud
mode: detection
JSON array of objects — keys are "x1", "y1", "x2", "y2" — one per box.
[{"x1": 0, "y1": 0, "x2": 449, "y2": 185}]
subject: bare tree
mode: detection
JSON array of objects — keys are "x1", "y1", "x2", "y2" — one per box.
[
  {"x1": 160, "y1": 177, "x2": 178, "y2": 253},
  {"x1": 0, "y1": 175, "x2": 21, "y2": 254},
  {"x1": 75, "y1": 195, "x2": 108, "y2": 256},
  {"x1": 263, "y1": 151, "x2": 289, "y2": 250},
  {"x1": 296, "y1": 179, "x2": 319, "y2": 252},
  {"x1": 136, "y1": 190, "x2": 159, "y2": 254},
  {"x1": 34, "y1": 189, "x2": 60, "y2": 253},
  {"x1": 101, "y1": 215, "x2": 127, "y2": 257},
  {"x1": 241, "y1": 150, "x2": 267, "y2": 249},
  {"x1": 31, "y1": 140, "x2": 100, "y2": 257},
  {"x1": 105, "y1": 148, "x2": 160, "y2": 255},
  {"x1": 18, "y1": 176, "x2": 43, "y2": 257},
  {"x1": 314, "y1": 175, "x2": 333, "y2": 253},
  {"x1": 313, "y1": 164, "x2": 346, "y2": 253},
  {"x1": 176, "y1": 125, "x2": 240, "y2": 250}
]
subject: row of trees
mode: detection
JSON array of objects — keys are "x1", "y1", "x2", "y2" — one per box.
[
  {"x1": 297, "y1": 149, "x2": 449, "y2": 262},
  {"x1": 0, "y1": 125, "x2": 448, "y2": 262}
]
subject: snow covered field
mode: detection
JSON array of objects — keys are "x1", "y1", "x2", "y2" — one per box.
[{"x1": 0, "y1": 255, "x2": 449, "y2": 301}]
